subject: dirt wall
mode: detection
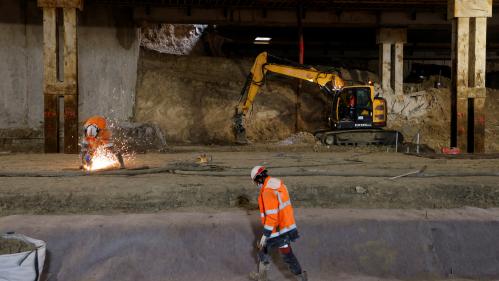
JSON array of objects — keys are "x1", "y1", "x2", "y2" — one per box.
[
  {"x1": 134, "y1": 50, "x2": 328, "y2": 144},
  {"x1": 386, "y1": 85, "x2": 499, "y2": 153},
  {"x1": 135, "y1": 50, "x2": 499, "y2": 151}
]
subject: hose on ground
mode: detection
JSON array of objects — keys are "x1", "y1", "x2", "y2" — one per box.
[{"x1": 0, "y1": 166, "x2": 498, "y2": 178}]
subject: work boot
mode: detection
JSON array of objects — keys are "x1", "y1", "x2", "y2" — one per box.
[
  {"x1": 249, "y1": 261, "x2": 269, "y2": 281},
  {"x1": 294, "y1": 270, "x2": 308, "y2": 281}
]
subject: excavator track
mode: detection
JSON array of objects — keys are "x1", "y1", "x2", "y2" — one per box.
[{"x1": 314, "y1": 129, "x2": 403, "y2": 146}]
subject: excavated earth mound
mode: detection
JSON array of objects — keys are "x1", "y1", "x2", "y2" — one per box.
[
  {"x1": 386, "y1": 84, "x2": 499, "y2": 152},
  {"x1": 136, "y1": 52, "x2": 499, "y2": 152},
  {"x1": 135, "y1": 50, "x2": 329, "y2": 144}
]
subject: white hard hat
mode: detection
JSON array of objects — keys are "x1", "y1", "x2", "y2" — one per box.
[
  {"x1": 251, "y1": 165, "x2": 266, "y2": 181},
  {"x1": 85, "y1": 124, "x2": 99, "y2": 137}
]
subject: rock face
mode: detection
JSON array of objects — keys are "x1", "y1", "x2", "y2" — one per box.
[
  {"x1": 111, "y1": 122, "x2": 167, "y2": 153},
  {"x1": 382, "y1": 77, "x2": 499, "y2": 152},
  {"x1": 140, "y1": 24, "x2": 207, "y2": 55}
]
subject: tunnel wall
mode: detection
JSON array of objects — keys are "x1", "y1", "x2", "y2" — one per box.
[
  {"x1": 1, "y1": 210, "x2": 499, "y2": 281},
  {"x1": 0, "y1": 1, "x2": 139, "y2": 152}
]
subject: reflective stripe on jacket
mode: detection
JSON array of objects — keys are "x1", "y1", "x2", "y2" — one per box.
[{"x1": 258, "y1": 177, "x2": 297, "y2": 238}]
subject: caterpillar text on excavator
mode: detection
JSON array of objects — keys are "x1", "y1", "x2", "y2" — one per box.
[{"x1": 233, "y1": 52, "x2": 403, "y2": 146}]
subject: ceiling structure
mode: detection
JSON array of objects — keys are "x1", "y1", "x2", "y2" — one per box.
[
  {"x1": 91, "y1": 0, "x2": 448, "y2": 9},
  {"x1": 82, "y1": 0, "x2": 499, "y2": 69}
]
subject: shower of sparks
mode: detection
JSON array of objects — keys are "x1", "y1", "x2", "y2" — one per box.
[{"x1": 84, "y1": 147, "x2": 120, "y2": 171}]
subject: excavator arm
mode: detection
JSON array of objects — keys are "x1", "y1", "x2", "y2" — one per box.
[{"x1": 233, "y1": 52, "x2": 345, "y2": 144}]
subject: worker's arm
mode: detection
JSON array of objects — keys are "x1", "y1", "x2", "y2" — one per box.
[{"x1": 262, "y1": 190, "x2": 279, "y2": 237}]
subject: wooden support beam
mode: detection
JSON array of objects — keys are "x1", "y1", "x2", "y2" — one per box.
[
  {"x1": 470, "y1": 17, "x2": 487, "y2": 153},
  {"x1": 42, "y1": 7, "x2": 58, "y2": 153},
  {"x1": 449, "y1": 0, "x2": 491, "y2": 153},
  {"x1": 63, "y1": 8, "x2": 78, "y2": 153},
  {"x1": 454, "y1": 17, "x2": 470, "y2": 152},
  {"x1": 377, "y1": 28, "x2": 406, "y2": 95},
  {"x1": 40, "y1": 3, "x2": 81, "y2": 153},
  {"x1": 63, "y1": 8, "x2": 77, "y2": 88},
  {"x1": 38, "y1": 0, "x2": 83, "y2": 10},
  {"x1": 64, "y1": 94, "x2": 78, "y2": 153},
  {"x1": 44, "y1": 94, "x2": 59, "y2": 153}
]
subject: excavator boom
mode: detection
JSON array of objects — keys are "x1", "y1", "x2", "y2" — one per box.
[{"x1": 233, "y1": 52, "x2": 345, "y2": 143}]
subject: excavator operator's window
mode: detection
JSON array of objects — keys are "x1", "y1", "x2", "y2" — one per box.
[{"x1": 355, "y1": 88, "x2": 372, "y2": 116}]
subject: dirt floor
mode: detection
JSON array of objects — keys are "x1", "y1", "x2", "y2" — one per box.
[
  {"x1": 1, "y1": 146, "x2": 499, "y2": 281},
  {"x1": 0, "y1": 146, "x2": 498, "y2": 215}
]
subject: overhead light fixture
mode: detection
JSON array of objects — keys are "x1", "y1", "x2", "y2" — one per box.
[{"x1": 254, "y1": 36, "x2": 272, "y2": 44}]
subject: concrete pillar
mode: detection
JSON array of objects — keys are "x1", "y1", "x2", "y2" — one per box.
[
  {"x1": 38, "y1": 0, "x2": 83, "y2": 153},
  {"x1": 379, "y1": 43, "x2": 391, "y2": 93},
  {"x1": 448, "y1": 0, "x2": 491, "y2": 153},
  {"x1": 377, "y1": 28, "x2": 407, "y2": 96},
  {"x1": 394, "y1": 43, "x2": 404, "y2": 96}
]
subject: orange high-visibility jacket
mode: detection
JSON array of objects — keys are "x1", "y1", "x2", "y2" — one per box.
[
  {"x1": 258, "y1": 177, "x2": 297, "y2": 238},
  {"x1": 82, "y1": 115, "x2": 113, "y2": 150}
]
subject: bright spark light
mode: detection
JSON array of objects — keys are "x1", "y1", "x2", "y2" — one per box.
[{"x1": 84, "y1": 147, "x2": 120, "y2": 171}]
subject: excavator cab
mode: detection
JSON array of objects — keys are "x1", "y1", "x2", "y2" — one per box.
[
  {"x1": 234, "y1": 52, "x2": 399, "y2": 146},
  {"x1": 330, "y1": 85, "x2": 387, "y2": 130}
]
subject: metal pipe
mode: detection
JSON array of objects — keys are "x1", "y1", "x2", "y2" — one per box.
[
  {"x1": 395, "y1": 132, "x2": 399, "y2": 152},
  {"x1": 416, "y1": 133, "x2": 420, "y2": 154}
]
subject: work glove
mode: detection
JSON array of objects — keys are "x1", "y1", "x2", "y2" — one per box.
[
  {"x1": 84, "y1": 154, "x2": 92, "y2": 165},
  {"x1": 258, "y1": 235, "x2": 267, "y2": 250}
]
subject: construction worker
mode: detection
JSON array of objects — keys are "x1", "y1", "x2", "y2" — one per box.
[
  {"x1": 348, "y1": 94, "x2": 356, "y2": 120},
  {"x1": 250, "y1": 165, "x2": 307, "y2": 281},
  {"x1": 80, "y1": 115, "x2": 125, "y2": 169}
]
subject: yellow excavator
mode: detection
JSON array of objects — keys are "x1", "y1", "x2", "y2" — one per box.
[{"x1": 233, "y1": 52, "x2": 402, "y2": 145}]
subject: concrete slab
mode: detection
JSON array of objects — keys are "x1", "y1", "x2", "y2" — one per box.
[{"x1": 1, "y1": 209, "x2": 499, "y2": 281}]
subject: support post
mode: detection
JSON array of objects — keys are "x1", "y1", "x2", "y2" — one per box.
[
  {"x1": 38, "y1": 0, "x2": 82, "y2": 154},
  {"x1": 448, "y1": 0, "x2": 491, "y2": 153},
  {"x1": 63, "y1": 8, "x2": 79, "y2": 153},
  {"x1": 379, "y1": 43, "x2": 391, "y2": 94},
  {"x1": 394, "y1": 43, "x2": 404, "y2": 96},
  {"x1": 42, "y1": 7, "x2": 58, "y2": 153},
  {"x1": 295, "y1": 5, "x2": 304, "y2": 132},
  {"x1": 377, "y1": 28, "x2": 407, "y2": 96}
]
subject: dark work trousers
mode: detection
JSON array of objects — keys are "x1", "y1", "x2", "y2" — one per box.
[{"x1": 258, "y1": 234, "x2": 303, "y2": 275}]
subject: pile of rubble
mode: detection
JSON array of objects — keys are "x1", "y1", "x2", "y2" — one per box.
[
  {"x1": 277, "y1": 132, "x2": 317, "y2": 145},
  {"x1": 111, "y1": 122, "x2": 167, "y2": 153}
]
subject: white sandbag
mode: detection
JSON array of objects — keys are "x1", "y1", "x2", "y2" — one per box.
[{"x1": 0, "y1": 233, "x2": 46, "y2": 281}]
